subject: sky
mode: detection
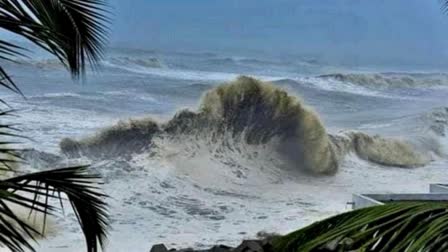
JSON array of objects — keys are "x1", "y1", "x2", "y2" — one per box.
[
  {"x1": 2, "y1": 0, "x2": 448, "y2": 67},
  {"x1": 106, "y1": 0, "x2": 448, "y2": 67}
]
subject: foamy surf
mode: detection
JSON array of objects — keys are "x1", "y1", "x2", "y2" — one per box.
[
  {"x1": 60, "y1": 76, "x2": 446, "y2": 177},
  {"x1": 10, "y1": 72, "x2": 447, "y2": 252},
  {"x1": 4, "y1": 45, "x2": 448, "y2": 252}
]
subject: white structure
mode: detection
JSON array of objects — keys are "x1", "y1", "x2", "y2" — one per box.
[
  {"x1": 352, "y1": 184, "x2": 448, "y2": 209},
  {"x1": 430, "y1": 184, "x2": 448, "y2": 193}
]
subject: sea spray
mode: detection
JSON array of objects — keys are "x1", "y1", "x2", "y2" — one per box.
[
  {"x1": 61, "y1": 76, "x2": 339, "y2": 174},
  {"x1": 60, "y1": 76, "x2": 438, "y2": 175},
  {"x1": 196, "y1": 76, "x2": 339, "y2": 174},
  {"x1": 61, "y1": 118, "x2": 159, "y2": 159}
]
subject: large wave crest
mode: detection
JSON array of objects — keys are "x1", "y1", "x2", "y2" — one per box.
[{"x1": 60, "y1": 76, "x2": 440, "y2": 176}]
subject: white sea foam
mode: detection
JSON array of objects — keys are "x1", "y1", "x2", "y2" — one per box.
[
  {"x1": 101, "y1": 60, "x2": 283, "y2": 82},
  {"x1": 5, "y1": 49, "x2": 448, "y2": 252}
]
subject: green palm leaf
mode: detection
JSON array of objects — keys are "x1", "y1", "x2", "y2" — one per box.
[
  {"x1": 0, "y1": 0, "x2": 111, "y2": 251},
  {"x1": 273, "y1": 202, "x2": 448, "y2": 252},
  {"x1": 0, "y1": 166, "x2": 109, "y2": 252},
  {"x1": 0, "y1": 109, "x2": 109, "y2": 252},
  {"x1": 0, "y1": 0, "x2": 109, "y2": 78}
]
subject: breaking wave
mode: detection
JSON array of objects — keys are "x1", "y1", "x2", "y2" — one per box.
[
  {"x1": 60, "y1": 76, "x2": 443, "y2": 177},
  {"x1": 102, "y1": 56, "x2": 165, "y2": 69},
  {"x1": 207, "y1": 56, "x2": 288, "y2": 67},
  {"x1": 100, "y1": 60, "x2": 245, "y2": 81},
  {"x1": 332, "y1": 132, "x2": 433, "y2": 168},
  {"x1": 6, "y1": 56, "x2": 164, "y2": 71},
  {"x1": 205, "y1": 57, "x2": 319, "y2": 73},
  {"x1": 9, "y1": 58, "x2": 64, "y2": 69},
  {"x1": 319, "y1": 72, "x2": 448, "y2": 89}
]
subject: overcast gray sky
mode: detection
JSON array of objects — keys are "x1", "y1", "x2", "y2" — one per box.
[
  {"x1": 105, "y1": 0, "x2": 448, "y2": 66},
  {"x1": 2, "y1": 0, "x2": 448, "y2": 66}
]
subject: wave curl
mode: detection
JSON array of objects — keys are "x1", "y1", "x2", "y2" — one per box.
[{"x1": 60, "y1": 76, "x2": 440, "y2": 176}]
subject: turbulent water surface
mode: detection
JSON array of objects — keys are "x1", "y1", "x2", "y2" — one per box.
[{"x1": 2, "y1": 47, "x2": 448, "y2": 251}]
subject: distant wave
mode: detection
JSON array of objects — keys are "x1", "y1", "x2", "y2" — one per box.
[
  {"x1": 101, "y1": 58, "x2": 281, "y2": 82},
  {"x1": 9, "y1": 58, "x2": 64, "y2": 69},
  {"x1": 60, "y1": 76, "x2": 444, "y2": 179},
  {"x1": 274, "y1": 77, "x2": 385, "y2": 97},
  {"x1": 9, "y1": 56, "x2": 163, "y2": 70},
  {"x1": 28, "y1": 92, "x2": 82, "y2": 99},
  {"x1": 101, "y1": 63, "x2": 241, "y2": 81},
  {"x1": 103, "y1": 56, "x2": 165, "y2": 69},
  {"x1": 207, "y1": 56, "x2": 280, "y2": 66},
  {"x1": 206, "y1": 56, "x2": 318, "y2": 69},
  {"x1": 166, "y1": 83, "x2": 213, "y2": 97},
  {"x1": 7, "y1": 55, "x2": 283, "y2": 83},
  {"x1": 27, "y1": 90, "x2": 159, "y2": 107},
  {"x1": 318, "y1": 72, "x2": 448, "y2": 89}
]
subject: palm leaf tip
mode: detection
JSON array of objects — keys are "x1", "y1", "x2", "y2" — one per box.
[
  {"x1": 0, "y1": 1, "x2": 110, "y2": 251},
  {"x1": 0, "y1": 166, "x2": 109, "y2": 252},
  {"x1": 0, "y1": 0, "x2": 111, "y2": 79}
]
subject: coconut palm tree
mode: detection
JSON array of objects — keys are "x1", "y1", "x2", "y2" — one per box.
[{"x1": 0, "y1": 0, "x2": 109, "y2": 251}]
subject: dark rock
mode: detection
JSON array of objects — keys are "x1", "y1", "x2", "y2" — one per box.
[
  {"x1": 178, "y1": 248, "x2": 194, "y2": 252},
  {"x1": 151, "y1": 238, "x2": 276, "y2": 252},
  {"x1": 210, "y1": 245, "x2": 232, "y2": 252},
  {"x1": 261, "y1": 241, "x2": 274, "y2": 252},
  {"x1": 150, "y1": 244, "x2": 169, "y2": 252},
  {"x1": 234, "y1": 240, "x2": 264, "y2": 252}
]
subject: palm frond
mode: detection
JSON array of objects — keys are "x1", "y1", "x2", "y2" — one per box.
[
  {"x1": 0, "y1": 1, "x2": 111, "y2": 251},
  {"x1": 0, "y1": 0, "x2": 110, "y2": 78},
  {"x1": 0, "y1": 109, "x2": 25, "y2": 172},
  {"x1": 0, "y1": 109, "x2": 109, "y2": 252},
  {"x1": 0, "y1": 66, "x2": 23, "y2": 102},
  {"x1": 0, "y1": 40, "x2": 26, "y2": 62},
  {"x1": 273, "y1": 202, "x2": 448, "y2": 251},
  {"x1": 0, "y1": 166, "x2": 109, "y2": 252}
]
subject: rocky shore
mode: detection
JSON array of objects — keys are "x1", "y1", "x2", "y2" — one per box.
[
  {"x1": 150, "y1": 239, "x2": 275, "y2": 252},
  {"x1": 150, "y1": 233, "x2": 279, "y2": 252}
]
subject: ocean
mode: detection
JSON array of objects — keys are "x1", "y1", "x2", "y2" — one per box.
[{"x1": 2, "y1": 47, "x2": 448, "y2": 251}]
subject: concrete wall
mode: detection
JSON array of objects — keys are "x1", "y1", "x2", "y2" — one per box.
[
  {"x1": 430, "y1": 184, "x2": 448, "y2": 193},
  {"x1": 352, "y1": 194, "x2": 384, "y2": 209},
  {"x1": 352, "y1": 193, "x2": 448, "y2": 209}
]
